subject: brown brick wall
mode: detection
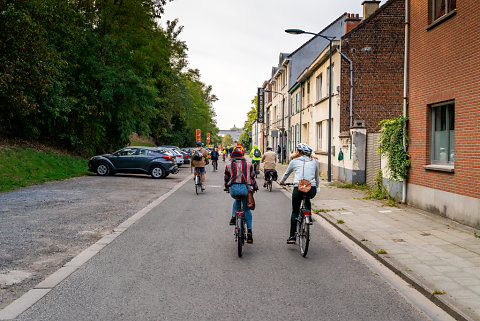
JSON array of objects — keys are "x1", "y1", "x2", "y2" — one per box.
[
  {"x1": 339, "y1": 0, "x2": 405, "y2": 134},
  {"x1": 409, "y1": 0, "x2": 480, "y2": 199}
]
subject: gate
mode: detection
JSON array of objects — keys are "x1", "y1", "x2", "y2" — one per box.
[{"x1": 366, "y1": 133, "x2": 381, "y2": 186}]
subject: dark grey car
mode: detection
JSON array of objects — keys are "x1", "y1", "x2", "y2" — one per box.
[{"x1": 88, "y1": 147, "x2": 179, "y2": 179}]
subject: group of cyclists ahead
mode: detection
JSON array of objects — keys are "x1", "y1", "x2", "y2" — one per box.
[{"x1": 191, "y1": 140, "x2": 320, "y2": 249}]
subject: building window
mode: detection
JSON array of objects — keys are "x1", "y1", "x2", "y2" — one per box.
[
  {"x1": 296, "y1": 92, "x2": 301, "y2": 112},
  {"x1": 307, "y1": 80, "x2": 310, "y2": 94},
  {"x1": 431, "y1": 101, "x2": 454, "y2": 165},
  {"x1": 316, "y1": 73, "x2": 323, "y2": 101},
  {"x1": 316, "y1": 122, "x2": 323, "y2": 151},
  {"x1": 290, "y1": 97, "x2": 294, "y2": 115},
  {"x1": 431, "y1": 0, "x2": 456, "y2": 22},
  {"x1": 328, "y1": 64, "x2": 334, "y2": 94}
]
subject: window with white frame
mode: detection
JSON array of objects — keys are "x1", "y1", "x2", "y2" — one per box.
[
  {"x1": 431, "y1": 0, "x2": 456, "y2": 22},
  {"x1": 431, "y1": 101, "x2": 454, "y2": 165},
  {"x1": 316, "y1": 73, "x2": 323, "y2": 101},
  {"x1": 296, "y1": 92, "x2": 301, "y2": 112},
  {"x1": 328, "y1": 64, "x2": 334, "y2": 94},
  {"x1": 316, "y1": 122, "x2": 323, "y2": 151},
  {"x1": 295, "y1": 124, "x2": 298, "y2": 148},
  {"x1": 290, "y1": 97, "x2": 294, "y2": 115},
  {"x1": 290, "y1": 126, "x2": 295, "y2": 152}
]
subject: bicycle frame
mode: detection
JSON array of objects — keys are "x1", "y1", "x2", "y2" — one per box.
[{"x1": 234, "y1": 196, "x2": 247, "y2": 257}]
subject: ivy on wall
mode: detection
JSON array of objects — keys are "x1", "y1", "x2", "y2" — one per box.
[{"x1": 378, "y1": 116, "x2": 410, "y2": 181}]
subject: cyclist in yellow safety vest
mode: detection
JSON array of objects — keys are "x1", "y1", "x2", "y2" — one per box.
[{"x1": 249, "y1": 145, "x2": 262, "y2": 174}]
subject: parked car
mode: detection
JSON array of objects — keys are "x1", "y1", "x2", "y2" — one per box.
[
  {"x1": 88, "y1": 147, "x2": 178, "y2": 179},
  {"x1": 178, "y1": 150, "x2": 190, "y2": 164},
  {"x1": 157, "y1": 146, "x2": 184, "y2": 167}
]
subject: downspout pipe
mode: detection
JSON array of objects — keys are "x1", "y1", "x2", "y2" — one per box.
[
  {"x1": 402, "y1": 0, "x2": 409, "y2": 204},
  {"x1": 337, "y1": 49, "x2": 353, "y2": 127}
]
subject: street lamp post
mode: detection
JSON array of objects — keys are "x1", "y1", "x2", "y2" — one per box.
[{"x1": 285, "y1": 29, "x2": 335, "y2": 182}]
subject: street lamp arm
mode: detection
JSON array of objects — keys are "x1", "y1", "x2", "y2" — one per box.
[
  {"x1": 261, "y1": 89, "x2": 286, "y2": 97},
  {"x1": 285, "y1": 29, "x2": 335, "y2": 41}
]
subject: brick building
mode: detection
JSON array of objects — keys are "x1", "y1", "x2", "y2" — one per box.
[
  {"x1": 407, "y1": 0, "x2": 480, "y2": 228},
  {"x1": 337, "y1": 0, "x2": 405, "y2": 185}
]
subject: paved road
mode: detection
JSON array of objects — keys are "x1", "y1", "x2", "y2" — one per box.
[
  {"x1": 0, "y1": 169, "x2": 190, "y2": 309},
  {"x1": 17, "y1": 165, "x2": 430, "y2": 320}
]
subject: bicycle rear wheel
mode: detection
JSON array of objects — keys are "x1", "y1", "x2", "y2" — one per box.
[
  {"x1": 298, "y1": 214, "x2": 310, "y2": 257},
  {"x1": 267, "y1": 180, "x2": 272, "y2": 192},
  {"x1": 195, "y1": 175, "x2": 200, "y2": 195},
  {"x1": 236, "y1": 215, "x2": 244, "y2": 257}
]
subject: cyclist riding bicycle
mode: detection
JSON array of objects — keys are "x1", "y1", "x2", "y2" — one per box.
[
  {"x1": 261, "y1": 146, "x2": 278, "y2": 187},
  {"x1": 211, "y1": 148, "x2": 219, "y2": 169},
  {"x1": 224, "y1": 148, "x2": 258, "y2": 243},
  {"x1": 249, "y1": 145, "x2": 262, "y2": 174},
  {"x1": 279, "y1": 143, "x2": 319, "y2": 244},
  {"x1": 191, "y1": 141, "x2": 209, "y2": 191}
]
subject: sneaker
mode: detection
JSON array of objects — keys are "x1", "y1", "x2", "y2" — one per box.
[
  {"x1": 263, "y1": 182, "x2": 267, "y2": 188},
  {"x1": 229, "y1": 217, "x2": 236, "y2": 225},
  {"x1": 287, "y1": 236, "x2": 296, "y2": 244},
  {"x1": 247, "y1": 230, "x2": 253, "y2": 243},
  {"x1": 201, "y1": 185, "x2": 205, "y2": 191}
]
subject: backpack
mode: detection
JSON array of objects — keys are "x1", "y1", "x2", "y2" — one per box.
[
  {"x1": 253, "y1": 149, "x2": 261, "y2": 158},
  {"x1": 192, "y1": 149, "x2": 203, "y2": 161}
]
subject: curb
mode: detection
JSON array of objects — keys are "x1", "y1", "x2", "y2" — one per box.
[{"x1": 277, "y1": 181, "x2": 472, "y2": 321}]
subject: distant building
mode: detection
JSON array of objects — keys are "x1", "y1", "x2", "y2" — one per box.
[{"x1": 218, "y1": 125, "x2": 244, "y2": 142}]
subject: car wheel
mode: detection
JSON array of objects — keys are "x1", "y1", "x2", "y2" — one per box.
[
  {"x1": 150, "y1": 166, "x2": 164, "y2": 179},
  {"x1": 96, "y1": 163, "x2": 110, "y2": 176}
]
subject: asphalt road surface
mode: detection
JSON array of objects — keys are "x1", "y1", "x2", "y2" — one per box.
[{"x1": 17, "y1": 165, "x2": 430, "y2": 320}]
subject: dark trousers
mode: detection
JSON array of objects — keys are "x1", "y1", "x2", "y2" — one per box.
[{"x1": 290, "y1": 186, "x2": 317, "y2": 237}]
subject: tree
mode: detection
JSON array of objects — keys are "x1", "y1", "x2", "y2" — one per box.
[
  {"x1": 222, "y1": 134, "x2": 233, "y2": 147},
  {"x1": 0, "y1": 0, "x2": 219, "y2": 155}
]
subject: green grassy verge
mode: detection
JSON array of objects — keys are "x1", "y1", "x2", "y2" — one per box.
[{"x1": 0, "y1": 148, "x2": 89, "y2": 192}]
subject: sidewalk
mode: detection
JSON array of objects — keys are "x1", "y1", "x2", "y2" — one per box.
[{"x1": 271, "y1": 161, "x2": 480, "y2": 321}]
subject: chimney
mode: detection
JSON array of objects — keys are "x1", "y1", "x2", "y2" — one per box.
[
  {"x1": 345, "y1": 13, "x2": 361, "y2": 34},
  {"x1": 362, "y1": 0, "x2": 380, "y2": 20}
]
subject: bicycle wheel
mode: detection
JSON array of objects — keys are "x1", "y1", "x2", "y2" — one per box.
[
  {"x1": 267, "y1": 180, "x2": 272, "y2": 192},
  {"x1": 298, "y1": 214, "x2": 310, "y2": 257},
  {"x1": 195, "y1": 175, "x2": 199, "y2": 195},
  {"x1": 237, "y1": 215, "x2": 243, "y2": 257}
]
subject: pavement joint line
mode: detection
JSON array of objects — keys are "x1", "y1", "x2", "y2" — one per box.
[
  {"x1": 273, "y1": 179, "x2": 470, "y2": 321},
  {"x1": 0, "y1": 174, "x2": 193, "y2": 320}
]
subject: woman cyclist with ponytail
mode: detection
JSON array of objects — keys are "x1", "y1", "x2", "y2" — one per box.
[{"x1": 279, "y1": 143, "x2": 319, "y2": 244}]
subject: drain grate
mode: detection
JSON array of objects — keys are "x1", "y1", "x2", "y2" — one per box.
[{"x1": 420, "y1": 233, "x2": 431, "y2": 236}]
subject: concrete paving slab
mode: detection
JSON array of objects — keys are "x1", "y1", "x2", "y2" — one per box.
[{"x1": 35, "y1": 266, "x2": 78, "y2": 289}]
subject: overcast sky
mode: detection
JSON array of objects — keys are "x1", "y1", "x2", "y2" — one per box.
[{"x1": 161, "y1": 0, "x2": 386, "y2": 130}]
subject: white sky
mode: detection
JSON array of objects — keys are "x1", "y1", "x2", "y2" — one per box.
[{"x1": 161, "y1": 0, "x2": 386, "y2": 130}]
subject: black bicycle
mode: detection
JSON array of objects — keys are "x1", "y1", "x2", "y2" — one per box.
[
  {"x1": 285, "y1": 183, "x2": 313, "y2": 257},
  {"x1": 194, "y1": 167, "x2": 203, "y2": 195},
  {"x1": 234, "y1": 195, "x2": 247, "y2": 257},
  {"x1": 212, "y1": 159, "x2": 218, "y2": 171},
  {"x1": 264, "y1": 170, "x2": 275, "y2": 192},
  {"x1": 253, "y1": 162, "x2": 259, "y2": 178}
]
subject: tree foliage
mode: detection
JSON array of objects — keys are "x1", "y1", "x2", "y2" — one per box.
[
  {"x1": 0, "y1": 0, "x2": 218, "y2": 155},
  {"x1": 221, "y1": 134, "x2": 233, "y2": 147}
]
